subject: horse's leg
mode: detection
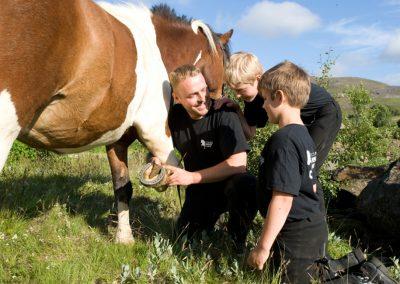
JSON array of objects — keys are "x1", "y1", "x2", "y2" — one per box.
[
  {"x1": 0, "y1": 90, "x2": 21, "y2": 172},
  {"x1": 106, "y1": 138, "x2": 135, "y2": 244}
]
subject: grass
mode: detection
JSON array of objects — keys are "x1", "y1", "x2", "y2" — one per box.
[
  {"x1": 0, "y1": 145, "x2": 397, "y2": 283},
  {"x1": 0, "y1": 149, "x2": 282, "y2": 283}
]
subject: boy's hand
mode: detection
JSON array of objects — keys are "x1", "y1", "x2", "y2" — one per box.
[
  {"x1": 214, "y1": 97, "x2": 240, "y2": 111},
  {"x1": 247, "y1": 246, "x2": 270, "y2": 270}
]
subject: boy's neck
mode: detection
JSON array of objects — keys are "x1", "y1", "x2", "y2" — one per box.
[{"x1": 278, "y1": 107, "x2": 303, "y2": 128}]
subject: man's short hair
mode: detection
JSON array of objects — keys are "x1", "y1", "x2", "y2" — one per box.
[
  {"x1": 169, "y1": 64, "x2": 202, "y2": 91},
  {"x1": 225, "y1": 52, "x2": 264, "y2": 88},
  {"x1": 258, "y1": 61, "x2": 311, "y2": 108}
]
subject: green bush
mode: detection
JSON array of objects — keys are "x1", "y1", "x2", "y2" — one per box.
[
  {"x1": 371, "y1": 104, "x2": 392, "y2": 128},
  {"x1": 247, "y1": 125, "x2": 278, "y2": 175},
  {"x1": 338, "y1": 85, "x2": 391, "y2": 165},
  {"x1": 393, "y1": 127, "x2": 400, "y2": 140},
  {"x1": 388, "y1": 105, "x2": 400, "y2": 116}
]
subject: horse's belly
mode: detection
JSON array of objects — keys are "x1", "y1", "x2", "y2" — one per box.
[{"x1": 18, "y1": 92, "x2": 130, "y2": 152}]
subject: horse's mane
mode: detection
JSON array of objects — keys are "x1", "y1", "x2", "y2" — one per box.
[
  {"x1": 151, "y1": 4, "x2": 191, "y2": 24},
  {"x1": 151, "y1": 4, "x2": 230, "y2": 60}
]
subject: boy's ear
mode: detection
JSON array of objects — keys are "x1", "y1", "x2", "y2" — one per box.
[{"x1": 275, "y1": 90, "x2": 285, "y2": 103}]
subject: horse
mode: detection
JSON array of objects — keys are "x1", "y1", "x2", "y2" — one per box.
[{"x1": 0, "y1": 1, "x2": 232, "y2": 243}]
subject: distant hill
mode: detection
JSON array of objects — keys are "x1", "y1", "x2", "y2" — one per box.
[
  {"x1": 311, "y1": 77, "x2": 400, "y2": 114},
  {"x1": 318, "y1": 77, "x2": 400, "y2": 98}
]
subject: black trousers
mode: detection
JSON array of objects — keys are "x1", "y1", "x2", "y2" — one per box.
[
  {"x1": 175, "y1": 173, "x2": 257, "y2": 245},
  {"x1": 305, "y1": 101, "x2": 342, "y2": 212},
  {"x1": 273, "y1": 214, "x2": 328, "y2": 284},
  {"x1": 305, "y1": 101, "x2": 342, "y2": 175}
]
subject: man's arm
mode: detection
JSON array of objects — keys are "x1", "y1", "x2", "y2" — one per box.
[
  {"x1": 164, "y1": 151, "x2": 247, "y2": 186},
  {"x1": 247, "y1": 191, "x2": 293, "y2": 270}
]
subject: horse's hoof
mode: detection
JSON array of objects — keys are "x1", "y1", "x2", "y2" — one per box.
[{"x1": 115, "y1": 229, "x2": 134, "y2": 244}]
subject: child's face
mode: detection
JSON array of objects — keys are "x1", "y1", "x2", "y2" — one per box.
[
  {"x1": 232, "y1": 80, "x2": 258, "y2": 102},
  {"x1": 261, "y1": 89, "x2": 279, "y2": 124}
]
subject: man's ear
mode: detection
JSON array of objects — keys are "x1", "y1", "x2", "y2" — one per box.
[{"x1": 172, "y1": 92, "x2": 180, "y2": 104}]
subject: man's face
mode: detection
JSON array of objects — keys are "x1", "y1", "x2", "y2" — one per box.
[
  {"x1": 174, "y1": 73, "x2": 210, "y2": 120},
  {"x1": 232, "y1": 80, "x2": 258, "y2": 102}
]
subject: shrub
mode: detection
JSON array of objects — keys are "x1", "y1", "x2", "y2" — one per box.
[
  {"x1": 338, "y1": 85, "x2": 391, "y2": 165},
  {"x1": 247, "y1": 125, "x2": 278, "y2": 175},
  {"x1": 393, "y1": 127, "x2": 400, "y2": 140},
  {"x1": 371, "y1": 104, "x2": 392, "y2": 128}
]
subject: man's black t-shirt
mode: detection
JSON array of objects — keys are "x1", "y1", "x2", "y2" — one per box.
[
  {"x1": 258, "y1": 124, "x2": 320, "y2": 221},
  {"x1": 243, "y1": 83, "x2": 334, "y2": 127},
  {"x1": 168, "y1": 102, "x2": 249, "y2": 172}
]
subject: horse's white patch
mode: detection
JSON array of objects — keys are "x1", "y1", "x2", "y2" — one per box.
[
  {"x1": 0, "y1": 90, "x2": 21, "y2": 171},
  {"x1": 115, "y1": 201, "x2": 134, "y2": 244},
  {"x1": 57, "y1": 3, "x2": 178, "y2": 165},
  {"x1": 86, "y1": 2, "x2": 179, "y2": 166},
  {"x1": 193, "y1": 50, "x2": 202, "y2": 65}
]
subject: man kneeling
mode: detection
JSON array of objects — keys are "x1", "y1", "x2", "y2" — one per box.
[{"x1": 159, "y1": 65, "x2": 257, "y2": 250}]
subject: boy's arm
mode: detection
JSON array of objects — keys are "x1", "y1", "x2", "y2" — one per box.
[
  {"x1": 247, "y1": 190, "x2": 293, "y2": 270},
  {"x1": 214, "y1": 97, "x2": 256, "y2": 140},
  {"x1": 236, "y1": 108, "x2": 257, "y2": 140},
  {"x1": 164, "y1": 151, "x2": 247, "y2": 185}
]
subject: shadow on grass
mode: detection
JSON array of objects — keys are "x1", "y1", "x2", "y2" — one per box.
[{"x1": 0, "y1": 173, "x2": 174, "y2": 240}]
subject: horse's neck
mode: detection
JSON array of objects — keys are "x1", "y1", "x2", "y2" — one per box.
[{"x1": 152, "y1": 17, "x2": 206, "y2": 72}]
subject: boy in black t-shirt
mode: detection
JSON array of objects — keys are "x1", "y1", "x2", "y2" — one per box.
[
  {"x1": 156, "y1": 65, "x2": 257, "y2": 250},
  {"x1": 246, "y1": 61, "x2": 328, "y2": 284},
  {"x1": 218, "y1": 52, "x2": 342, "y2": 213}
]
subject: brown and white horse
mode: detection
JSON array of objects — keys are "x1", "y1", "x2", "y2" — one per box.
[{"x1": 0, "y1": 1, "x2": 232, "y2": 243}]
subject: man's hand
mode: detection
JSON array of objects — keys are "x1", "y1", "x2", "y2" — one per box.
[
  {"x1": 164, "y1": 165, "x2": 200, "y2": 186},
  {"x1": 150, "y1": 156, "x2": 162, "y2": 166},
  {"x1": 214, "y1": 97, "x2": 240, "y2": 111},
  {"x1": 247, "y1": 246, "x2": 270, "y2": 270}
]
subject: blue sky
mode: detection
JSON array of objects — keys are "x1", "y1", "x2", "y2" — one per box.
[{"x1": 108, "y1": 0, "x2": 400, "y2": 86}]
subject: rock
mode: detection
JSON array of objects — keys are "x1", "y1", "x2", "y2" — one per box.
[
  {"x1": 335, "y1": 165, "x2": 387, "y2": 196},
  {"x1": 357, "y1": 159, "x2": 400, "y2": 237}
]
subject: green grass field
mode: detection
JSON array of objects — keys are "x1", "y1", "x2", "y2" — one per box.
[{"x1": 0, "y1": 145, "x2": 364, "y2": 283}]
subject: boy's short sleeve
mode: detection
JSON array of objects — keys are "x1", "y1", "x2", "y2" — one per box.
[
  {"x1": 266, "y1": 146, "x2": 301, "y2": 196},
  {"x1": 243, "y1": 95, "x2": 268, "y2": 127}
]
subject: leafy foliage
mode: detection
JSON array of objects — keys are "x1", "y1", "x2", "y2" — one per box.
[
  {"x1": 8, "y1": 141, "x2": 55, "y2": 162},
  {"x1": 371, "y1": 103, "x2": 392, "y2": 128}
]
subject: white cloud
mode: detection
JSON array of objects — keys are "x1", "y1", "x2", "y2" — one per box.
[
  {"x1": 329, "y1": 49, "x2": 374, "y2": 77},
  {"x1": 327, "y1": 18, "x2": 400, "y2": 63},
  {"x1": 327, "y1": 18, "x2": 391, "y2": 47},
  {"x1": 382, "y1": 31, "x2": 400, "y2": 61},
  {"x1": 237, "y1": 1, "x2": 321, "y2": 38}
]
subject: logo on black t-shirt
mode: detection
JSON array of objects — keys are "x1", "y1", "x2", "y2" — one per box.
[
  {"x1": 306, "y1": 150, "x2": 317, "y2": 179},
  {"x1": 200, "y1": 139, "x2": 213, "y2": 149}
]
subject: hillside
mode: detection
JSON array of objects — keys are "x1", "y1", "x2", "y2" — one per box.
[{"x1": 325, "y1": 77, "x2": 400, "y2": 98}]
